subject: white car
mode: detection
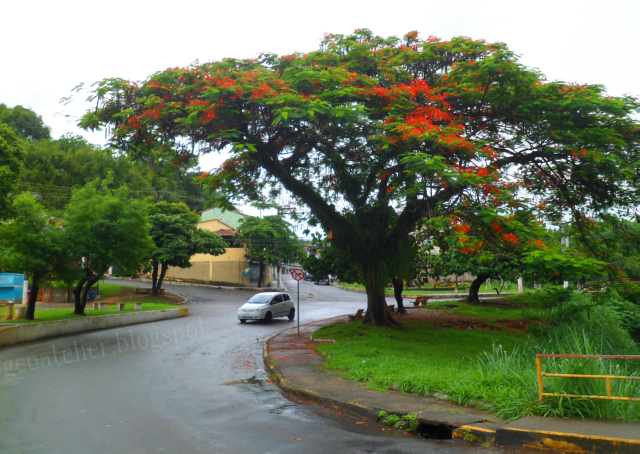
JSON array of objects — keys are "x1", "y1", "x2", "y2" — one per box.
[{"x1": 237, "y1": 292, "x2": 295, "y2": 323}]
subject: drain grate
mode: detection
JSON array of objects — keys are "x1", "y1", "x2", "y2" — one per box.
[{"x1": 417, "y1": 423, "x2": 454, "y2": 439}]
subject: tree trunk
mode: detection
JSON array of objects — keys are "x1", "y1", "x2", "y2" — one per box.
[
  {"x1": 73, "y1": 277, "x2": 87, "y2": 315},
  {"x1": 258, "y1": 261, "x2": 264, "y2": 288},
  {"x1": 362, "y1": 279, "x2": 404, "y2": 329},
  {"x1": 25, "y1": 273, "x2": 42, "y2": 320},
  {"x1": 81, "y1": 276, "x2": 101, "y2": 311},
  {"x1": 154, "y1": 263, "x2": 168, "y2": 296},
  {"x1": 151, "y1": 261, "x2": 159, "y2": 295},
  {"x1": 276, "y1": 261, "x2": 281, "y2": 289},
  {"x1": 467, "y1": 274, "x2": 490, "y2": 304},
  {"x1": 391, "y1": 277, "x2": 406, "y2": 314}
]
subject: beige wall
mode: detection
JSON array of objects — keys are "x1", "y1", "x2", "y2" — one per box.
[
  {"x1": 198, "y1": 219, "x2": 232, "y2": 232},
  {"x1": 164, "y1": 222, "x2": 273, "y2": 287}
]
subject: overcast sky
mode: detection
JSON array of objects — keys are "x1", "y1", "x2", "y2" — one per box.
[{"x1": 2, "y1": 0, "x2": 638, "y2": 220}]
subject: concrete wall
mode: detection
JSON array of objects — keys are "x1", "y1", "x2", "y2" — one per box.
[
  {"x1": 36, "y1": 287, "x2": 71, "y2": 304},
  {"x1": 0, "y1": 308, "x2": 189, "y2": 347},
  {"x1": 163, "y1": 218, "x2": 274, "y2": 287},
  {"x1": 166, "y1": 247, "x2": 273, "y2": 287}
]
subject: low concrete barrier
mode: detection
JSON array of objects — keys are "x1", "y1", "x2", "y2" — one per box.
[{"x1": 0, "y1": 308, "x2": 189, "y2": 347}]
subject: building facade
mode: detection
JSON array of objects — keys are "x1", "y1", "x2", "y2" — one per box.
[{"x1": 163, "y1": 207, "x2": 273, "y2": 287}]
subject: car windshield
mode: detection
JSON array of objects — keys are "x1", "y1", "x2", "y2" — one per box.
[{"x1": 246, "y1": 294, "x2": 272, "y2": 304}]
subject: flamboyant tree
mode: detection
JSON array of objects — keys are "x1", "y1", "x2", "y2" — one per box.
[{"x1": 75, "y1": 29, "x2": 640, "y2": 327}]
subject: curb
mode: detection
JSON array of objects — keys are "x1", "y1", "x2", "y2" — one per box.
[
  {"x1": 263, "y1": 337, "x2": 381, "y2": 421},
  {"x1": 264, "y1": 323, "x2": 489, "y2": 431},
  {"x1": 496, "y1": 426, "x2": 640, "y2": 453},
  {"x1": 264, "y1": 318, "x2": 640, "y2": 453},
  {"x1": 0, "y1": 308, "x2": 190, "y2": 347}
]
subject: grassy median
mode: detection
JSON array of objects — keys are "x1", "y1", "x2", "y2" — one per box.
[
  {"x1": 313, "y1": 291, "x2": 640, "y2": 421},
  {"x1": 1, "y1": 282, "x2": 181, "y2": 323}
]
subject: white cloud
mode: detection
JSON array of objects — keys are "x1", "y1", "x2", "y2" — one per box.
[{"x1": 2, "y1": 0, "x2": 637, "y2": 226}]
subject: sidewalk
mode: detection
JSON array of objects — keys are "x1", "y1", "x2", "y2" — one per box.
[{"x1": 264, "y1": 317, "x2": 640, "y2": 453}]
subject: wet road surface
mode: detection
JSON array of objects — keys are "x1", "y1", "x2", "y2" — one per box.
[{"x1": 0, "y1": 277, "x2": 506, "y2": 453}]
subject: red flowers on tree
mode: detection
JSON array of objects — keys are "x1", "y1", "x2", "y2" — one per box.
[{"x1": 74, "y1": 29, "x2": 640, "y2": 327}]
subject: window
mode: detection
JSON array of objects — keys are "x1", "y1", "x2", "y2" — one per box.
[
  {"x1": 283, "y1": 294, "x2": 291, "y2": 301},
  {"x1": 272, "y1": 295, "x2": 283, "y2": 303}
]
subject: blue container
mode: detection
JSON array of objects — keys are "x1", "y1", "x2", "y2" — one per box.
[{"x1": 0, "y1": 273, "x2": 25, "y2": 302}]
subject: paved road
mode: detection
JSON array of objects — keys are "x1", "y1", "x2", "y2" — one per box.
[{"x1": 0, "y1": 277, "x2": 504, "y2": 453}]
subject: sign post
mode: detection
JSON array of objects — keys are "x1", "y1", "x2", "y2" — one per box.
[{"x1": 291, "y1": 269, "x2": 305, "y2": 335}]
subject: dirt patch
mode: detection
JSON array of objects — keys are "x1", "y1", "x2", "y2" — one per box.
[
  {"x1": 494, "y1": 319, "x2": 548, "y2": 331},
  {"x1": 100, "y1": 292, "x2": 184, "y2": 304},
  {"x1": 466, "y1": 299, "x2": 514, "y2": 308},
  {"x1": 392, "y1": 309, "x2": 471, "y2": 321},
  {"x1": 431, "y1": 320, "x2": 496, "y2": 331}
]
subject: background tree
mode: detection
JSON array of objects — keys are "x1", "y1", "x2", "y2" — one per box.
[
  {"x1": 0, "y1": 123, "x2": 23, "y2": 219},
  {"x1": 235, "y1": 215, "x2": 304, "y2": 288},
  {"x1": 0, "y1": 194, "x2": 64, "y2": 320},
  {"x1": 77, "y1": 30, "x2": 640, "y2": 327},
  {"x1": 0, "y1": 104, "x2": 51, "y2": 141},
  {"x1": 568, "y1": 216, "x2": 640, "y2": 282},
  {"x1": 148, "y1": 202, "x2": 227, "y2": 295},
  {"x1": 64, "y1": 176, "x2": 154, "y2": 315},
  {"x1": 418, "y1": 206, "x2": 603, "y2": 302}
]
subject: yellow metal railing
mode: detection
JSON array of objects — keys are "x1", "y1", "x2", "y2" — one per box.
[{"x1": 536, "y1": 354, "x2": 640, "y2": 402}]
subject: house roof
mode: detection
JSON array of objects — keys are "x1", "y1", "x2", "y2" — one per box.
[{"x1": 198, "y1": 207, "x2": 247, "y2": 229}]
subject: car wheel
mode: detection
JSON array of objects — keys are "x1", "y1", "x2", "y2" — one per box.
[
  {"x1": 288, "y1": 308, "x2": 295, "y2": 321},
  {"x1": 239, "y1": 319, "x2": 247, "y2": 323},
  {"x1": 263, "y1": 312, "x2": 272, "y2": 323}
]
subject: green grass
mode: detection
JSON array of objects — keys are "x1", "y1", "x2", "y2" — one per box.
[
  {"x1": 313, "y1": 320, "x2": 529, "y2": 407},
  {"x1": 423, "y1": 294, "x2": 546, "y2": 322},
  {"x1": 98, "y1": 282, "x2": 133, "y2": 298},
  {"x1": 312, "y1": 291, "x2": 640, "y2": 421},
  {"x1": 1, "y1": 282, "x2": 182, "y2": 324},
  {"x1": 336, "y1": 281, "x2": 522, "y2": 295},
  {"x1": 3, "y1": 303, "x2": 178, "y2": 324},
  {"x1": 96, "y1": 282, "x2": 179, "y2": 304}
]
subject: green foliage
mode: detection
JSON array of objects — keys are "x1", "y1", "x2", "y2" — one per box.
[
  {"x1": 0, "y1": 123, "x2": 23, "y2": 218},
  {"x1": 0, "y1": 103, "x2": 51, "y2": 140},
  {"x1": 0, "y1": 193, "x2": 64, "y2": 279},
  {"x1": 315, "y1": 290, "x2": 640, "y2": 420},
  {"x1": 17, "y1": 134, "x2": 218, "y2": 212},
  {"x1": 383, "y1": 414, "x2": 400, "y2": 425},
  {"x1": 148, "y1": 202, "x2": 226, "y2": 268},
  {"x1": 571, "y1": 217, "x2": 640, "y2": 281},
  {"x1": 235, "y1": 215, "x2": 305, "y2": 266},
  {"x1": 416, "y1": 208, "x2": 603, "y2": 290},
  {"x1": 0, "y1": 193, "x2": 65, "y2": 318},
  {"x1": 401, "y1": 413, "x2": 420, "y2": 433},
  {"x1": 18, "y1": 135, "x2": 153, "y2": 211},
  {"x1": 302, "y1": 242, "x2": 360, "y2": 283},
  {"x1": 64, "y1": 175, "x2": 155, "y2": 310}
]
